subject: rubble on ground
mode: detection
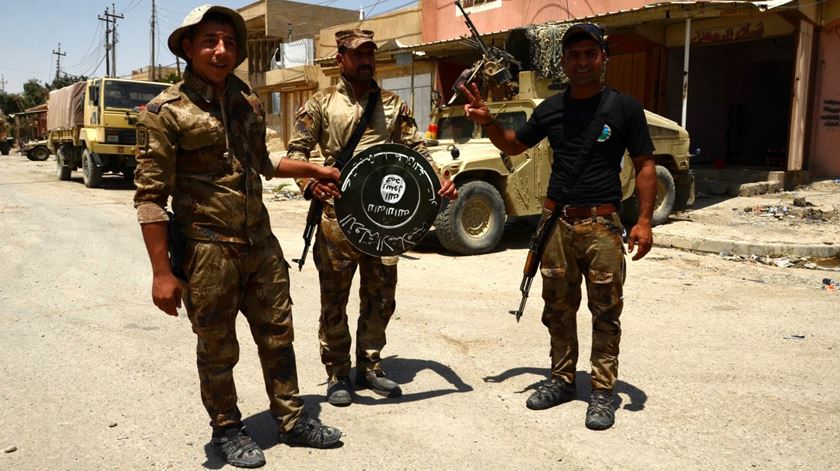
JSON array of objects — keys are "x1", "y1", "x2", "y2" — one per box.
[{"x1": 718, "y1": 251, "x2": 840, "y2": 271}]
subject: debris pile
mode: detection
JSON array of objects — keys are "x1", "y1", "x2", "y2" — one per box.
[{"x1": 718, "y1": 251, "x2": 840, "y2": 271}]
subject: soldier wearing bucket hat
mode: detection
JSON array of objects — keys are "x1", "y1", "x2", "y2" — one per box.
[
  {"x1": 286, "y1": 29, "x2": 457, "y2": 408},
  {"x1": 460, "y1": 22, "x2": 656, "y2": 431},
  {"x1": 134, "y1": 5, "x2": 344, "y2": 468}
]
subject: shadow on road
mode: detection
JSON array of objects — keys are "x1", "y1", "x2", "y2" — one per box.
[
  {"x1": 482, "y1": 367, "x2": 647, "y2": 412},
  {"x1": 350, "y1": 355, "x2": 473, "y2": 406},
  {"x1": 201, "y1": 356, "x2": 471, "y2": 466},
  {"x1": 66, "y1": 175, "x2": 136, "y2": 191},
  {"x1": 412, "y1": 217, "x2": 536, "y2": 256}
]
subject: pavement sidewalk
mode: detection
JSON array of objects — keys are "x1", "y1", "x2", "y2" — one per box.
[{"x1": 654, "y1": 179, "x2": 840, "y2": 260}]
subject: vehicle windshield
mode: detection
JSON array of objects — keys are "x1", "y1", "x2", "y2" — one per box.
[
  {"x1": 104, "y1": 81, "x2": 168, "y2": 110},
  {"x1": 437, "y1": 116, "x2": 474, "y2": 142}
]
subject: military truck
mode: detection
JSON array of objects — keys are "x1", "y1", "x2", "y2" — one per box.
[
  {"x1": 0, "y1": 109, "x2": 13, "y2": 155},
  {"x1": 426, "y1": 71, "x2": 695, "y2": 255},
  {"x1": 47, "y1": 78, "x2": 169, "y2": 187}
]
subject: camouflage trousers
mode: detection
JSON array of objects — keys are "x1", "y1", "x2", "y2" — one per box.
[
  {"x1": 182, "y1": 235, "x2": 303, "y2": 433},
  {"x1": 313, "y1": 208, "x2": 398, "y2": 379},
  {"x1": 539, "y1": 210, "x2": 626, "y2": 391}
]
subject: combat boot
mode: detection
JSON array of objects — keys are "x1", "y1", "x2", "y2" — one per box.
[
  {"x1": 210, "y1": 426, "x2": 266, "y2": 469},
  {"x1": 585, "y1": 389, "x2": 615, "y2": 430},
  {"x1": 525, "y1": 378, "x2": 576, "y2": 410},
  {"x1": 355, "y1": 369, "x2": 402, "y2": 398},
  {"x1": 326, "y1": 376, "x2": 352, "y2": 407},
  {"x1": 279, "y1": 413, "x2": 342, "y2": 449}
]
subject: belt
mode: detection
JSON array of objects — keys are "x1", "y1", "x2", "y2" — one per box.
[{"x1": 544, "y1": 199, "x2": 618, "y2": 220}]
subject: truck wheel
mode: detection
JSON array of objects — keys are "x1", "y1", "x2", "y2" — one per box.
[
  {"x1": 28, "y1": 146, "x2": 50, "y2": 161},
  {"x1": 651, "y1": 165, "x2": 675, "y2": 226},
  {"x1": 0, "y1": 143, "x2": 9, "y2": 156},
  {"x1": 56, "y1": 148, "x2": 72, "y2": 181},
  {"x1": 620, "y1": 165, "x2": 676, "y2": 227},
  {"x1": 82, "y1": 149, "x2": 103, "y2": 188},
  {"x1": 435, "y1": 180, "x2": 506, "y2": 255}
]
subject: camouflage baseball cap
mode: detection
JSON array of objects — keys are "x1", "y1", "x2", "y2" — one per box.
[
  {"x1": 167, "y1": 4, "x2": 248, "y2": 67},
  {"x1": 335, "y1": 29, "x2": 377, "y2": 50}
]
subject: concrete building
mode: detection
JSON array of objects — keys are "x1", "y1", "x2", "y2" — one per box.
[{"x1": 237, "y1": 0, "x2": 359, "y2": 145}]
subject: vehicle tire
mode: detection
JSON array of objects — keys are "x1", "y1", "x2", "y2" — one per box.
[
  {"x1": 435, "y1": 180, "x2": 506, "y2": 255},
  {"x1": 651, "y1": 164, "x2": 675, "y2": 226},
  {"x1": 122, "y1": 168, "x2": 135, "y2": 182},
  {"x1": 56, "y1": 147, "x2": 72, "y2": 181},
  {"x1": 619, "y1": 165, "x2": 676, "y2": 227},
  {"x1": 28, "y1": 146, "x2": 50, "y2": 161},
  {"x1": 82, "y1": 149, "x2": 103, "y2": 188},
  {"x1": 0, "y1": 143, "x2": 9, "y2": 156}
]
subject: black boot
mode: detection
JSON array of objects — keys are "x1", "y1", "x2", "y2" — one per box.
[
  {"x1": 585, "y1": 389, "x2": 615, "y2": 430},
  {"x1": 327, "y1": 376, "x2": 352, "y2": 407},
  {"x1": 525, "y1": 378, "x2": 576, "y2": 410},
  {"x1": 211, "y1": 426, "x2": 266, "y2": 469},
  {"x1": 355, "y1": 369, "x2": 402, "y2": 398},
  {"x1": 279, "y1": 413, "x2": 342, "y2": 449}
]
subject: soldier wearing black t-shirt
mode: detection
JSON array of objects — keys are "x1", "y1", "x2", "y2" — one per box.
[{"x1": 461, "y1": 23, "x2": 656, "y2": 431}]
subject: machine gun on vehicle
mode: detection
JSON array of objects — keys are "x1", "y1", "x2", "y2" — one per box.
[{"x1": 449, "y1": 0, "x2": 520, "y2": 105}]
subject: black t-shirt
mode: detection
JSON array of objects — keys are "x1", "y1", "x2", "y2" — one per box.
[{"x1": 515, "y1": 88, "x2": 654, "y2": 207}]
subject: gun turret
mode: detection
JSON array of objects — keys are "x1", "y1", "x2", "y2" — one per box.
[{"x1": 450, "y1": 0, "x2": 520, "y2": 105}]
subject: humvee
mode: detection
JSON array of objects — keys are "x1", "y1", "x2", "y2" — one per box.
[{"x1": 426, "y1": 71, "x2": 694, "y2": 255}]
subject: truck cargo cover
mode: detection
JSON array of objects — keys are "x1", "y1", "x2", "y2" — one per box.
[{"x1": 47, "y1": 82, "x2": 86, "y2": 131}]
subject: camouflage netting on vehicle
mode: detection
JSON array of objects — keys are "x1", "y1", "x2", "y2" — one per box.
[{"x1": 523, "y1": 24, "x2": 571, "y2": 81}]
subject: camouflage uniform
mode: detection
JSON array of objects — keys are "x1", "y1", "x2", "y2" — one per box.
[
  {"x1": 286, "y1": 76, "x2": 431, "y2": 379},
  {"x1": 539, "y1": 210, "x2": 626, "y2": 390},
  {"x1": 133, "y1": 70, "x2": 304, "y2": 433}
]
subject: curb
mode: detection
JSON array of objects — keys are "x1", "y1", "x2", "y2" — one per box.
[{"x1": 656, "y1": 233, "x2": 840, "y2": 258}]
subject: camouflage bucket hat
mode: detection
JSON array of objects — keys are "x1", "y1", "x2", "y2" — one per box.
[
  {"x1": 335, "y1": 29, "x2": 377, "y2": 50},
  {"x1": 167, "y1": 4, "x2": 248, "y2": 67}
]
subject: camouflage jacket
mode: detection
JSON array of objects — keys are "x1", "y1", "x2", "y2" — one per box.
[
  {"x1": 133, "y1": 70, "x2": 281, "y2": 244},
  {"x1": 286, "y1": 75, "x2": 432, "y2": 194}
]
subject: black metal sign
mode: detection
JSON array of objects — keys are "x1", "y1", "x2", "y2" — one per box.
[{"x1": 334, "y1": 143, "x2": 442, "y2": 257}]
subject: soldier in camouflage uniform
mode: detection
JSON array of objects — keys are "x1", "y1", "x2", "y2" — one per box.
[
  {"x1": 134, "y1": 6, "x2": 344, "y2": 468},
  {"x1": 286, "y1": 29, "x2": 457, "y2": 407},
  {"x1": 461, "y1": 23, "x2": 656, "y2": 430}
]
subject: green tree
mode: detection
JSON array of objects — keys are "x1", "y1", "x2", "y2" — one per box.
[
  {"x1": 0, "y1": 92, "x2": 24, "y2": 114},
  {"x1": 21, "y1": 78, "x2": 48, "y2": 108},
  {"x1": 48, "y1": 74, "x2": 87, "y2": 91},
  {"x1": 162, "y1": 71, "x2": 181, "y2": 84}
]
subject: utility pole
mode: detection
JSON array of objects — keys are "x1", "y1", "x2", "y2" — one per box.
[
  {"x1": 52, "y1": 43, "x2": 67, "y2": 82},
  {"x1": 0, "y1": 75, "x2": 7, "y2": 93},
  {"x1": 105, "y1": 3, "x2": 123, "y2": 77},
  {"x1": 98, "y1": 8, "x2": 111, "y2": 76},
  {"x1": 150, "y1": 0, "x2": 157, "y2": 81}
]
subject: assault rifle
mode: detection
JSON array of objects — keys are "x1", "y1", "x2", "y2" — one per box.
[
  {"x1": 292, "y1": 199, "x2": 323, "y2": 270},
  {"x1": 509, "y1": 209, "x2": 558, "y2": 322},
  {"x1": 451, "y1": 0, "x2": 519, "y2": 105}
]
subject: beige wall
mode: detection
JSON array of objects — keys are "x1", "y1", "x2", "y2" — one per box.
[
  {"x1": 266, "y1": 0, "x2": 358, "y2": 40},
  {"x1": 663, "y1": 13, "x2": 796, "y2": 48},
  {"x1": 317, "y1": 6, "x2": 423, "y2": 59}
]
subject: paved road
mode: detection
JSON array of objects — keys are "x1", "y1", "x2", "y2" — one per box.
[{"x1": 1, "y1": 154, "x2": 838, "y2": 470}]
